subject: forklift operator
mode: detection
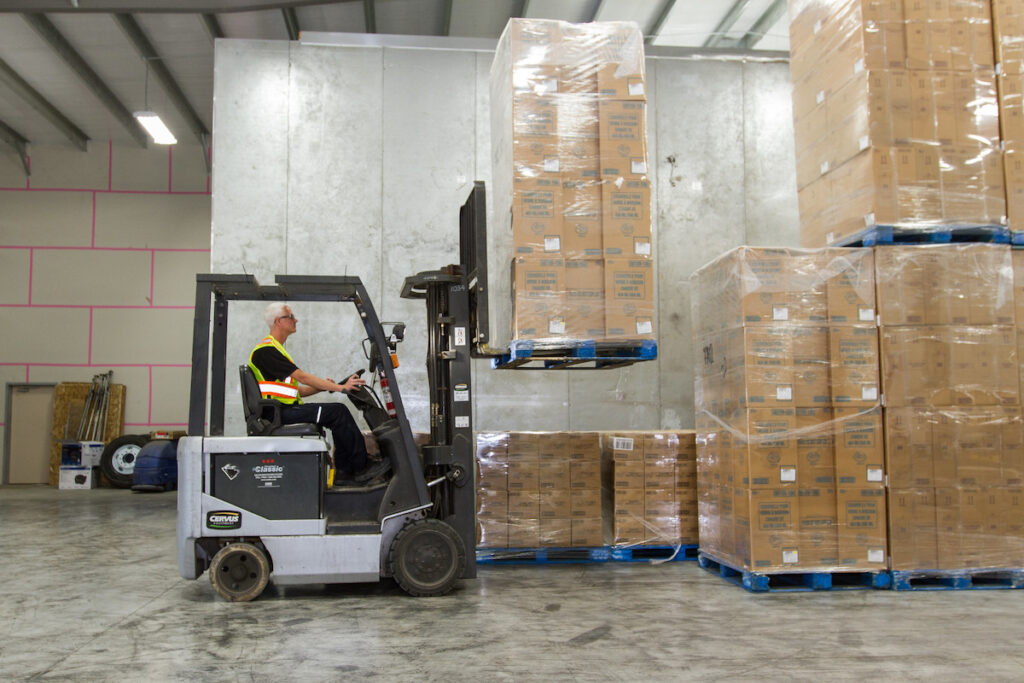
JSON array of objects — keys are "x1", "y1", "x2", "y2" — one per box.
[{"x1": 249, "y1": 302, "x2": 390, "y2": 483}]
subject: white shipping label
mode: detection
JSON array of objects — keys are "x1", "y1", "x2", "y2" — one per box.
[
  {"x1": 780, "y1": 467, "x2": 797, "y2": 482},
  {"x1": 854, "y1": 58, "x2": 865, "y2": 74},
  {"x1": 773, "y1": 306, "x2": 789, "y2": 321},
  {"x1": 455, "y1": 415, "x2": 469, "y2": 428},
  {"x1": 454, "y1": 326, "x2": 466, "y2": 347},
  {"x1": 549, "y1": 317, "x2": 566, "y2": 334},
  {"x1": 544, "y1": 236, "x2": 561, "y2": 252},
  {"x1": 629, "y1": 82, "x2": 645, "y2": 96},
  {"x1": 820, "y1": 161, "x2": 830, "y2": 174},
  {"x1": 636, "y1": 319, "x2": 653, "y2": 335},
  {"x1": 783, "y1": 549, "x2": 799, "y2": 564},
  {"x1": 859, "y1": 135, "x2": 870, "y2": 151},
  {"x1": 454, "y1": 383, "x2": 470, "y2": 402},
  {"x1": 868, "y1": 549, "x2": 885, "y2": 563},
  {"x1": 813, "y1": 20, "x2": 822, "y2": 33},
  {"x1": 631, "y1": 159, "x2": 647, "y2": 174},
  {"x1": 613, "y1": 437, "x2": 634, "y2": 451},
  {"x1": 826, "y1": 232, "x2": 836, "y2": 244},
  {"x1": 867, "y1": 467, "x2": 883, "y2": 482},
  {"x1": 859, "y1": 307, "x2": 875, "y2": 322},
  {"x1": 816, "y1": 90, "x2": 825, "y2": 105},
  {"x1": 543, "y1": 157, "x2": 560, "y2": 173},
  {"x1": 635, "y1": 240, "x2": 652, "y2": 256},
  {"x1": 864, "y1": 212, "x2": 875, "y2": 227},
  {"x1": 862, "y1": 386, "x2": 878, "y2": 401},
  {"x1": 777, "y1": 385, "x2": 793, "y2": 401}
]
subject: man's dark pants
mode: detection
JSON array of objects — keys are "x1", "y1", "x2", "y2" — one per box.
[{"x1": 280, "y1": 403, "x2": 368, "y2": 475}]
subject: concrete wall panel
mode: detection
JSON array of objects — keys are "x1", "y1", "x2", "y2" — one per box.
[
  {"x1": 94, "y1": 193, "x2": 211, "y2": 249},
  {"x1": 29, "y1": 144, "x2": 109, "y2": 191},
  {"x1": 170, "y1": 144, "x2": 210, "y2": 193},
  {"x1": 110, "y1": 146, "x2": 171, "y2": 193},
  {"x1": 0, "y1": 308, "x2": 90, "y2": 363},
  {"x1": 0, "y1": 249, "x2": 30, "y2": 304},
  {"x1": 0, "y1": 191, "x2": 92, "y2": 247},
  {"x1": 149, "y1": 365, "x2": 191, "y2": 424},
  {"x1": 0, "y1": 147, "x2": 25, "y2": 187},
  {"x1": 152, "y1": 251, "x2": 211, "y2": 306},
  {"x1": 90, "y1": 308, "x2": 193, "y2": 365},
  {"x1": 31, "y1": 249, "x2": 151, "y2": 306}
]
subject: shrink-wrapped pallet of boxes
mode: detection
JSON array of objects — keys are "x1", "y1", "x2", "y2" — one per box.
[
  {"x1": 876, "y1": 244, "x2": 1024, "y2": 578},
  {"x1": 787, "y1": 0, "x2": 1005, "y2": 246},
  {"x1": 492, "y1": 19, "x2": 654, "y2": 344},
  {"x1": 692, "y1": 247, "x2": 888, "y2": 574}
]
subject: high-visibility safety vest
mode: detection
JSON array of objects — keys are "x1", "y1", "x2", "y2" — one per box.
[{"x1": 248, "y1": 336, "x2": 302, "y2": 404}]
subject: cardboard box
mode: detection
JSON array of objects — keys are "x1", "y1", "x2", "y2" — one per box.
[
  {"x1": 539, "y1": 487, "x2": 571, "y2": 518},
  {"x1": 539, "y1": 460, "x2": 570, "y2": 490},
  {"x1": 829, "y1": 325, "x2": 880, "y2": 406},
  {"x1": 598, "y1": 99, "x2": 647, "y2": 178},
  {"x1": 513, "y1": 256, "x2": 567, "y2": 340},
  {"x1": 79, "y1": 441, "x2": 104, "y2": 468},
  {"x1": 798, "y1": 487, "x2": 838, "y2": 568},
  {"x1": 601, "y1": 180, "x2": 652, "y2": 257},
  {"x1": 508, "y1": 459, "x2": 540, "y2": 491},
  {"x1": 825, "y1": 248, "x2": 876, "y2": 324},
  {"x1": 796, "y1": 407, "x2": 834, "y2": 488},
  {"x1": 507, "y1": 518, "x2": 541, "y2": 548},
  {"x1": 595, "y1": 24, "x2": 646, "y2": 99},
  {"x1": 739, "y1": 407, "x2": 798, "y2": 488},
  {"x1": 884, "y1": 407, "x2": 936, "y2": 488},
  {"x1": 476, "y1": 489, "x2": 509, "y2": 519},
  {"x1": 609, "y1": 433, "x2": 643, "y2": 459},
  {"x1": 58, "y1": 466, "x2": 97, "y2": 490},
  {"x1": 741, "y1": 327, "x2": 796, "y2": 406},
  {"x1": 570, "y1": 460, "x2": 601, "y2": 489},
  {"x1": 508, "y1": 490, "x2": 541, "y2": 518},
  {"x1": 888, "y1": 487, "x2": 938, "y2": 570},
  {"x1": 836, "y1": 485, "x2": 887, "y2": 568},
  {"x1": 476, "y1": 518, "x2": 508, "y2": 549},
  {"x1": 564, "y1": 258, "x2": 604, "y2": 337},
  {"x1": 613, "y1": 459, "x2": 645, "y2": 489},
  {"x1": 570, "y1": 488, "x2": 602, "y2": 518},
  {"x1": 792, "y1": 326, "x2": 831, "y2": 406},
  {"x1": 513, "y1": 95, "x2": 559, "y2": 138},
  {"x1": 478, "y1": 459, "x2": 508, "y2": 490},
  {"x1": 540, "y1": 518, "x2": 573, "y2": 547},
  {"x1": 833, "y1": 406, "x2": 885, "y2": 485},
  {"x1": 512, "y1": 177, "x2": 563, "y2": 254},
  {"x1": 736, "y1": 487, "x2": 800, "y2": 570},
  {"x1": 603, "y1": 257, "x2": 655, "y2": 339},
  {"x1": 572, "y1": 517, "x2": 604, "y2": 547},
  {"x1": 568, "y1": 432, "x2": 601, "y2": 460}
]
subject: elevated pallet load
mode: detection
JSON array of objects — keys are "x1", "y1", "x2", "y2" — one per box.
[
  {"x1": 994, "y1": 0, "x2": 1024, "y2": 234},
  {"x1": 490, "y1": 19, "x2": 656, "y2": 368},
  {"x1": 787, "y1": 0, "x2": 1007, "y2": 247},
  {"x1": 691, "y1": 247, "x2": 889, "y2": 587}
]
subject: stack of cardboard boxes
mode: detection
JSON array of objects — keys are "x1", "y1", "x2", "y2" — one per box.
[
  {"x1": 787, "y1": 0, "x2": 1005, "y2": 247},
  {"x1": 693, "y1": 247, "x2": 888, "y2": 572},
  {"x1": 995, "y1": 0, "x2": 1024, "y2": 229},
  {"x1": 880, "y1": 244, "x2": 1024, "y2": 570},
  {"x1": 476, "y1": 432, "x2": 603, "y2": 549},
  {"x1": 609, "y1": 432, "x2": 698, "y2": 547},
  {"x1": 491, "y1": 19, "x2": 655, "y2": 342}
]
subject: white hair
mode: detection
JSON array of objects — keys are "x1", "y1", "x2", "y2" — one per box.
[{"x1": 264, "y1": 302, "x2": 288, "y2": 328}]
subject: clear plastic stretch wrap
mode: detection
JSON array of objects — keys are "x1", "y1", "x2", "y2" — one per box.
[
  {"x1": 474, "y1": 431, "x2": 697, "y2": 554},
  {"x1": 491, "y1": 19, "x2": 654, "y2": 343},
  {"x1": 877, "y1": 244, "x2": 1024, "y2": 575},
  {"x1": 692, "y1": 247, "x2": 887, "y2": 573},
  {"x1": 995, "y1": 0, "x2": 1024, "y2": 228},
  {"x1": 787, "y1": 0, "x2": 1006, "y2": 246}
]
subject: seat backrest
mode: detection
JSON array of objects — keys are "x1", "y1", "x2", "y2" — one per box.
[{"x1": 239, "y1": 365, "x2": 276, "y2": 435}]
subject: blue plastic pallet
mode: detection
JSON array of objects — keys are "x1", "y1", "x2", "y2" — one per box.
[
  {"x1": 1012, "y1": 232, "x2": 1024, "y2": 248},
  {"x1": 610, "y1": 544, "x2": 699, "y2": 562},
  {"x1": 492, "y1": 338, "x2": 657, "y2": 370},
  {"x1": 476, "y1": 547, "x2": 613, "y2": 564},
  {"x1": 891, "y1": 568, "x2": 1024, "y2": 591},
  {"x1": 698, "y1": 553, "x2": 891, "y2": 593},
  {"x1": 832, "y1": 224, "x2": 1010, "y2": 247},
  {"x1": 475, "y1": 544, "x2": 697, "y2": 565}
]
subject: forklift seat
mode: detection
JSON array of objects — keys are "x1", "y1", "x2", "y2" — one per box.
[{"x1": 239, "y1": 365, "x2": 322, "y2": 437}]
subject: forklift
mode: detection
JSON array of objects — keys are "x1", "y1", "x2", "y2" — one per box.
[{"x1": 177, "y1": 182, "x2": 495, "y2": 600}]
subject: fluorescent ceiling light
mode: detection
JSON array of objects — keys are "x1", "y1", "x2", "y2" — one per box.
[{"x1": 134, "y1": 111, "x2": 177, "y2": 145}]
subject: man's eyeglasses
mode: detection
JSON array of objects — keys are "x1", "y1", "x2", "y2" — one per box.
[{"x1": 278, "y1": 314, "x2": 296, "y2": 321}]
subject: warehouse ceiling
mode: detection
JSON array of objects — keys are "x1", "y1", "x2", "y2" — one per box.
[{"x1": 0, "y1": 0, "x2": 789, "y2": 166}]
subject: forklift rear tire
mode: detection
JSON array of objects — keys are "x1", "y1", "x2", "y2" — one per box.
[
  {"x1": 209, "y1": 542, "x2": 271, "y2": 602},
  {"x1": 100, "y1": 434, "x2": 149, "y2": 488},
  {"x1": 388, "y1": 519, "x2": 465, "y2": 597}
]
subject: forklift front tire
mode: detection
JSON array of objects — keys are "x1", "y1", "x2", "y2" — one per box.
[
  {"x1": 388, "y1": 519, "x2": 465, "y2": 597},
  {"x1": 209, "y1": 542, "x2": 271, "y2": 602}
]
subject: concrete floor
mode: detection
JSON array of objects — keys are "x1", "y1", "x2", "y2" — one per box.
[{"x1": 1, "y1": 488, "x2": 1022, "y2": 681}]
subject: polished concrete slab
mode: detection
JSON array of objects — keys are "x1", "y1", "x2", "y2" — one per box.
[{"x1": 1, "y1": 485, "x2": 1022, "y2": 680}]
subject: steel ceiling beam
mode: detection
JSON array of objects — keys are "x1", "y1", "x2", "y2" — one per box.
[
  {"x1": 363, "y1": 0, "x2": 375, "y2": 33},
  {"x1": 645, "y1": 0, "x2": 676, "y2": 45},
  {"x1": 0, "y1": 1, "x2": 362, "y2": 12},
  {"x1": 282, "y1": 7, "x2": 299, "y2": 40},
  {"x1": 0, "y1": 118, "x2": 30, "y2": 176},
  {"x1": 739, "y1": 0, "x2": 787, "y2": 49},
  {"x1": 114, "y1": 14, "x2": 211, "y2": 167},
  {"x1": 200, "y1": 13, "x2": 224, "y2": 40},
  {"x1": 0, "y1": 56, "x2": 89, "y2": 150},
  {"x1": 704, "y1": 0, "x2": 752, "y2": 48},
  {"x1": 21, "y1": 13, "x2": 149, "y2": 148}
]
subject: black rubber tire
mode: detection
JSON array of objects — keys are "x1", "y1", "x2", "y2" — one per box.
[
  {"x1": 100, "y1": 434, "x2": 149, "y2": 488},
  {"x1": 388, "y1": 519, "x2": 465, "y2": 597},
  {"x1": 209, "y1": 542, "x2": 270, "y2": 602}
]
